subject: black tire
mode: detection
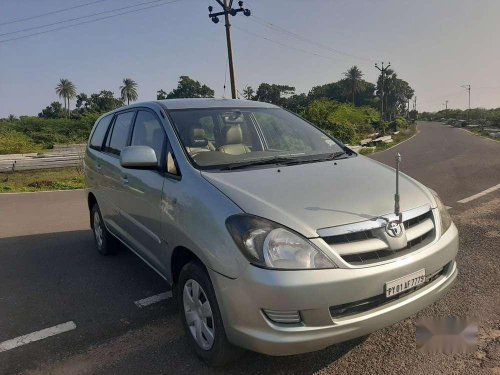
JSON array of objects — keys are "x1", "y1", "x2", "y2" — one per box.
[
  {"x1": 177, "y1": 261, "x2": 241, "y2": 366},
  {"x1": 90, "y1": 203, "x2": 119, "y2": 255}
]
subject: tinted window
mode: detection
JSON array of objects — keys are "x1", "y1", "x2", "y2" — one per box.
[
  {"x1": 89, "y1": 115, "x2": 113, "y2": 150},
  {"x1": 108, "y1": 111, "x2": 135, "y2": 155},
  {"x1": 131, "y1": 111, "x2": 166, "y2": 160}
]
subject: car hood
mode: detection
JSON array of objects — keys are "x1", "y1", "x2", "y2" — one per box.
[{"x1": 201, "y1": 156, "x2": 435, "y2": 238}]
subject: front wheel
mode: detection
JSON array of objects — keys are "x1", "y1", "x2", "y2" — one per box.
[
  {"x1": 178, "y1": 261, "x2": 240, "y2": 366},
  {"x1": 90, "y1": 203, "x2": 119, "y2": 255}
]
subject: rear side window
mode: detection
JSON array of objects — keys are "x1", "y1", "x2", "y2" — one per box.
[
  {"x1": 131, "y1": 111, "x2": 166, "y2": 160},
  {"x1": 108, "y1": 111, "x2": 135, "y2": 155},
  {"x1": 89, "y1": 115, "x2": 113, "y2": 151}
]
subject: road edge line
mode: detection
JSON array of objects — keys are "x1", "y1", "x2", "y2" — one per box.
[{"x1": 457, "y1": 184, "x2": 500, "y2": 204}]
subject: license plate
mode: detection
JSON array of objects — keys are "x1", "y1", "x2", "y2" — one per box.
[{"x1": 385, "y1": 269, "x2": 426, "y2": 298}]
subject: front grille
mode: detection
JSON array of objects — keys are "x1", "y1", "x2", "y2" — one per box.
[
  {"x1": 321, "y1": 207, "x2": 436, "y2": 265},
  {"x1": 329, "y1": 264, "x2": 448, "y2": 319}
]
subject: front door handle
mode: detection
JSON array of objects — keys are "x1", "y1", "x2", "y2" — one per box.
[
  {"x1": 121, "y1": 176, "x2": 129, "y2": 184},
  {"x1": 96, "y1": 164, "x2": 102, "y2": 172}
]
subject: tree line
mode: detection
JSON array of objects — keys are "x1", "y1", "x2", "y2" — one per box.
[
  {"x1": 0, "y1": 65, "x2": 416, "y2": 154},
  {"x1": 420, "y1": 107, "x2": 500, "y2": 126},
  {"x1": 37, "y1": 65, "x2": 414, "y2": 122}
]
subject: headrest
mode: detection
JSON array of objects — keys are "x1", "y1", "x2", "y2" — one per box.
[
  {"x1": 225, "y1": 126, "x2": 243, "y2": 144},
  {"x1": 189, "y1": 127, "x2": 208, "y2": 147}
]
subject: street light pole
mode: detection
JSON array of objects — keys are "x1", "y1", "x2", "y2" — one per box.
[
  {"x1": 461, "y1": 84, "x2": 471, "y2": 122},
  {"x1": 375, "y1": 62, "x2": 390, "y2": 121},
  {"x1": 443, "y1": 100, "x2": 448, "y2": 119},
  {"x1": 208, "y1": 1, "x2": 251, "y2": 99}
]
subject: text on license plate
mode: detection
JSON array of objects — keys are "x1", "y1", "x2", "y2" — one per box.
[{"x1": 385, "y1": 269, "x2": 426, "y2": 298}]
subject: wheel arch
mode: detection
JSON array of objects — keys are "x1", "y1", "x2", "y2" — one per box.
[{"x1": 171, "y1": 246, "x2": 207, "y2": 284}]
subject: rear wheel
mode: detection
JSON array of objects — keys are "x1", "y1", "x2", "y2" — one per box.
[
  {"x1": 90, "y1": 203, "x2": 119, "y2": 255},
  {"x1": 178, "y1": 261, "x2": 240, "y2": 366}
]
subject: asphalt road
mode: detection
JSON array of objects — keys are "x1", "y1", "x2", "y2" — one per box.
[
  {"x1": 370, "y1": 121, "x2": 500, "y2": 205},
  {"x1": 0, "y1": 122, "x2": 499, "y2": 374}
]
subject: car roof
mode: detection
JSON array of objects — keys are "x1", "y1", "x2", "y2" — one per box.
[
  {"x1": 157, "y1": 98, "x2": 278, "y2": 110},
  {"x1": 100, "y1": 99, "x2": 279, "y2": 119}
]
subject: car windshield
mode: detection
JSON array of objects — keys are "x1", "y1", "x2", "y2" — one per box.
[{"x1": 168, "y1": 107, "x2": 349, "y2": 170}]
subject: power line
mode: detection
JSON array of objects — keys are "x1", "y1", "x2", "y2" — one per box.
[
  {"x1": 0, "y1": 0, "x2": 111, "y2": 27},
  {"x1": 0, "y1": 0, "x2": 169, "y2": 38},
  {"x1": 0, "y1": 0, "x2": 183, "y2": 44},
  {"x1": 233, "y1": 25, "x2": 354, "y2": 64},
  {"x1": 248, "y1": 15, "x2": 378, "y2": 64}
]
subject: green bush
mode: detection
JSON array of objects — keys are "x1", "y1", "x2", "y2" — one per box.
[
  {"x1": 0, "y1": 130, "x2": 41, "y2": 154},
  {"x1": 301, "y1": 99, "x2": 379, "y2": 144},
  {"x1": 389, "y1": 117, "x2": 408, "y2": 132},
  {"x1": 0, "y1": 114, "x2": 98, "y2": 150}
]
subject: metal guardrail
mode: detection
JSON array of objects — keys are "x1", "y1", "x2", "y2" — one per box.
[{"x1": 0, "y1": 146, "x2": 85, "y2": 173}]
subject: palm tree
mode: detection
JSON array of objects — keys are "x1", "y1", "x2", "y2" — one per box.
[
  {"x1": 242, "y1": 85, "x2": 255, "y2": 100},
  {"x1": 120, "y1": 78, "x2": 138, "y2": 105},
  {"x1": 343, "y1": 66, "x2": 364, "y2": 105},
  {"x1": 55, "y1": 79, "x2": 77, "y2": 118}
]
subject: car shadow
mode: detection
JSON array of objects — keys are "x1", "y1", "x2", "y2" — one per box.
[{"x1": 154, "y1": 333, "x2": 368, "y2": 375}]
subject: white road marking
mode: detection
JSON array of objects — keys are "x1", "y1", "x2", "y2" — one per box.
[
  {"x1": 0, "y1": 321, "x2": 76, "y2": 352},
  {"x1": 445, "y1": 206, "x2": 452, "y2": 210},
  {"x1": 134, "y1": 291, "x2": 173, "y2": 308},
  {"x1": 457, "y1": 184, "x2": 500, "y2": 204}
]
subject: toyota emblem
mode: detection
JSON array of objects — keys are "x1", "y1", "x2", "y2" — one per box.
[{"x1": 386, "y1": 220, "x2": 404, "y2": 238}]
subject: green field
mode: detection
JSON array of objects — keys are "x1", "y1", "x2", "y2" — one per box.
[{"x1": 0, "y1": 168, "x2": 85, "y2": 193}]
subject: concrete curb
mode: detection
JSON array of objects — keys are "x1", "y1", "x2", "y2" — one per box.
[
  {"x1": 372, "y1": 124, "x2": 420, "y2": 154},
  {"x1": 0, "y1": 189, "x2": 85, "y2": 195}
]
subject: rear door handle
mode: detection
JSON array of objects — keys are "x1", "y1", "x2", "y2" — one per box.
[
  {"x1": 121, "y1": 176, "x2": 129, "y2": 184},
  {"x1": 96, "y1": 164, "x2": 102, "y2": 171}
]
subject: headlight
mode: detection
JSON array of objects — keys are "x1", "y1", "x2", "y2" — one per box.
[
  {"x1": 430, "y1": 189, "x2": 452, "y2": 235},
  {"x1": 226, "y1": 215, "x2": 337, "y2": 269}
]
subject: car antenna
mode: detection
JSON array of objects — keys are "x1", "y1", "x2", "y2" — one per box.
[{"x1": 395, "y1": 153, "x2": 402, "y2": 223}]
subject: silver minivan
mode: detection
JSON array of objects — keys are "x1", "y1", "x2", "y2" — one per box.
[{"x1": 84, "y1": 99, "x2": 458, "y2": 365}]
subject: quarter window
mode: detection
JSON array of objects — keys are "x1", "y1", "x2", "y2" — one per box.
[
  {"x1": 108, "y1": 111, "x2": 135, "y2": 155},
  {"x1": 131, "y1": 111, "x2": 166, "y2": 160},
  {"x1": 89, "y1": 115, "x2": 113, "y2": 151}
]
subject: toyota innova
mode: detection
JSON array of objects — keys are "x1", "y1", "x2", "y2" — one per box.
[{"x1": 84, "y1": 99, "x2": 458, "y2": 365}]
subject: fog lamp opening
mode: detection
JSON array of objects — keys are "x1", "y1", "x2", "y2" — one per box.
[{"x1": 263, "y1": 309, "x2": 301, "y2": 324}]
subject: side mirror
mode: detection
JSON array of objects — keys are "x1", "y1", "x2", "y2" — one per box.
[{"x1": 120, "y1": 146, "x2": 158, "y2": 169}]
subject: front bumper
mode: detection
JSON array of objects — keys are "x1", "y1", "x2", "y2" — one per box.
[{"x1": 209, "y1": 223, "x2": 459, "y2": 356}]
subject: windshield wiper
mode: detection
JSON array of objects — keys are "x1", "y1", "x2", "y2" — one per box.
[
  {"x1": 279, "y1": 151, "x2": 351, "y2": 165},
  {"x1": 220, "y1": 155, "x2": 299, "y2": 170},
  {"x1": 221, "y1": 151, "x2": 352, "y2": 170}
]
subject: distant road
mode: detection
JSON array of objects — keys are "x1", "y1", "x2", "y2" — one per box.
[{"x1": 370, "y1": 121, "x2": 500, "y2": 204}]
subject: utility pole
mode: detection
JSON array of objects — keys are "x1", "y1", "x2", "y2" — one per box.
[
  {"x1": 208, "y1": 1, "x2": 251, "y2": 99},
  {"x1": 375, "y1": 62, "x2": 390, "y2": 121},
  {"x1": 443, "y1": 100, "x2": 448, "y2": 119},
  {"x1": 461, "y1": 84, "x2": 471, "y2": 122}
]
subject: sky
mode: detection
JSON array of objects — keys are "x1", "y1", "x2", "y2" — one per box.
[{"x1": 1, "y1": 0, "x2": 499, "y2": 117}]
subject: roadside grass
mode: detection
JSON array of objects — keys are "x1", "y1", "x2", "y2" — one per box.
[
  {"x1": 467, "y1": 127, "x2": 500, "y2": 142},
  {"x1": 0, "y1": 167, "x2": 85, "y2": 193},
  {"x1": 359, "y1": 124, "x2": 417, "y2": 155}
]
